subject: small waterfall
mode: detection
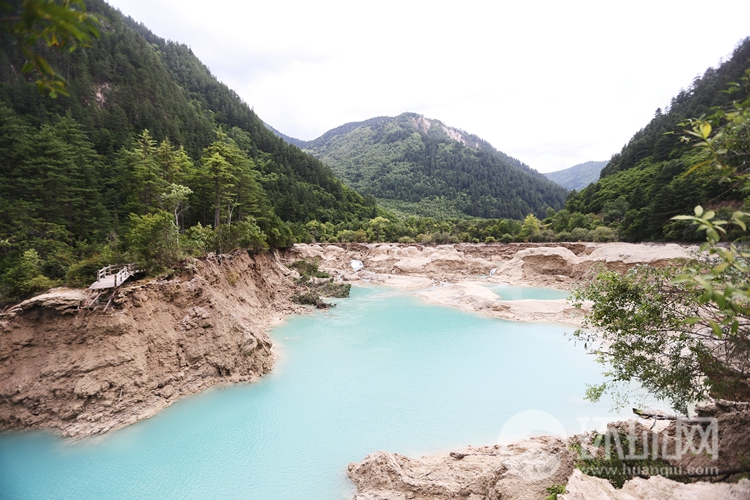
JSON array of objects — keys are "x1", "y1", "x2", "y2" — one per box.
[
  {"x1": 350, "y1": 259, "x2": 364, "y2": 272},
  {"x1": 489, "y1": 268, "x2": 497, "y2": 276}
]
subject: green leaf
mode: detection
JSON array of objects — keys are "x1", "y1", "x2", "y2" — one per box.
[
  {"x1": 713, "y1": 262, "x2": 729, "y2": 273},
  {"x1": 708, "y1": 320, "x2": 723, "y2": 338}
]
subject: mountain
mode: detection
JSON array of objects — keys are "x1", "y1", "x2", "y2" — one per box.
[
  {"x1": 0, "y1": 0, "x2": 375, "y2": 225},
  {"x1": 263, "y1": 121, "x2": 306, "y2": 148},
  {"x1": 288, "y1": 113, "x2": 568, "y2": 219},
  {"x1": 0, "y1": 0, "x2": 377, "y2": 302},
  {"x1": 566, "y1": 37, "x2": 750, "y2": 241},
  {"x1": 543, "y1": 161, "x2": 607, "y2": 191}
]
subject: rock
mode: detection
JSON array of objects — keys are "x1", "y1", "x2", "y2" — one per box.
[
  {"x1": 560, "y1": 469, "x2": 750, "y2": 500},
  {"x1": 347, "y1": 437, "x2": 574, "y2": 500}
]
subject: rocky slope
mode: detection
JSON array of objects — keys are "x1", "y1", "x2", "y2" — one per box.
[
  {"x1": 348, "y1": 401, "x2": 750, "y2": 500},
  {"x1": 289, "y1": 242, "x2": 693, "y2": 325},
  {"x1": 0, "y1": 251, "x2": 302, "y2": 437}
]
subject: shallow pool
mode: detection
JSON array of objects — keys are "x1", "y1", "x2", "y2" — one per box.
[{"x1": 0, "y1": 286, "x2": 623, "y2": 499}]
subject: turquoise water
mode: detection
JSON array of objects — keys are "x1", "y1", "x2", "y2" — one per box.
[
  {"x1": 0, "y1": 286, "x2": 621, "y2": 499},
  {"x1": 490, "y1": 284, "x2": 571, "y2": 301}
]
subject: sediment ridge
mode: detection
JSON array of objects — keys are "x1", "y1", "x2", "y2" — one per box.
[{"x1": 0, "y1": 251, "x2": 302, "y2": 437}]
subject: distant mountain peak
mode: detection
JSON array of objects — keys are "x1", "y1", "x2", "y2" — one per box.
[
  {"x1": 295, "y1": 113, "x2": 567, "y2": 219},
  {"x1": 544, "y1": 161, "x2": 608, "y2": 191}
]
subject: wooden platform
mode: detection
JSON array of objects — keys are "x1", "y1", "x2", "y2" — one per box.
[
  {"x1": 89, "y1": 263, "x2": 138, "y2": 290},
  {"x1": 89, "y1": 275, "x2": 119, "y2": 290}
]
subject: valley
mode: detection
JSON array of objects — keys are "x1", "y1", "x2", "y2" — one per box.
[{"x1": 1, "y1": 1, "x2": 749, "y2": 498}]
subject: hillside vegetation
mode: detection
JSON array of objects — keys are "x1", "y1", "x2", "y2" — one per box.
[
  {"x1": 293, "y1": 113, "x2": 568, "y2": 220},
  {"x1": 565, "y1": 38, "x2": 750, "y2": 241},
  {"x1": 0, "y1": 0, "x2": 377, "y2": 303}
]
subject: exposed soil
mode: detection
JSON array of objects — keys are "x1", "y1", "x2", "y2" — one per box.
[
  {"x1": 288, "y1": 242, "x2": 695, "y2": 325},
  {"x1": 0, "y1": 250, "x2": 304, "y2": 437}
]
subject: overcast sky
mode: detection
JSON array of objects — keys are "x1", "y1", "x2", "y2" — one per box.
[{"x1": 106, "y1": 0, "x2": 750, "y2": 173}]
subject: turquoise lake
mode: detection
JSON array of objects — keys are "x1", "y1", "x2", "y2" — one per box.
[{"x1": 0, "y1": 286, "x2": 625, "y2": 499}]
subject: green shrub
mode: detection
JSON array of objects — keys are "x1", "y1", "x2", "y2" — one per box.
[
  {"x1": 556, "y1": 231, "x2": 573, "y2": 242},
  {"x1": 184, "y1": 222, "x2": 215, "y2": 255},
  {"x1": 127, "y1": 210, "x2": 182, "y2": 272},
  {"x1": 290, "y1": 259, "x2": 330, "y2": 279},
  {"x1": 590, "y1": 226, "x2": 617, "y2": 242},
  {"x1": 65, "y1": 253, "x2": 115, "y2": 288},
  {"x1": 315, "y1": 281, "x2": 351, "y2": 298},
  {"x1": 570, "y1": 227, "x2": 589, "y2": 241},
  {"x1": 544, "y1": 484, "x2": 566, "y2": 500},
  {"x1": 1, "y1": 249, "x2": 57, "y2": 300},
  {"x1": 292, "y1": 290, "x2": 323, "y2": 306}
]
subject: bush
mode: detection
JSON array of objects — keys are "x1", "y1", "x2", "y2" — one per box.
[
  {"x1": 590, "y1": 226, "x2": 617, "y2": 242},
  {"x1": 292, "y1": 290, "x2": 323, "y2": 306},
  {"x1": 65, "y1": 253, "x2": 116, "y2": 288},
  {"x1": 290, "y1": 260, "x2": 330, "y2": 279},
  {"x1": 570, "y1": 227, "x2": 589, "y2": 241},
  {"x1": 1, "y1": 249, "x2": 57, "y2": 301},
  {"x1": 127, "y1": 210, "x2": 182, "y2": 272},
  {"x1": 556, "y1": 231, "x2": 573, "y2": 242},
  {"x1": 315, "y1": 281, "x2": 351, "y2": 298},
  {"x1": 184, "y1": 223, "x2": 215, "y2": 255}
]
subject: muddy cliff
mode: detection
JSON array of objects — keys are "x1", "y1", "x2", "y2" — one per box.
[{"x1": 0, "y1": 251, "x2": 301, "y2": 438}]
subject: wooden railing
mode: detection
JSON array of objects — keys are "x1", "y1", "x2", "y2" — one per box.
[{"x1": 96, "y1": 263, "x2": 138, "y2": 286}]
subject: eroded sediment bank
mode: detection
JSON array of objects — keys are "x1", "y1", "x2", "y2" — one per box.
[{"x1": 0, "y1": 251, "x2": 303, "y2": 437}]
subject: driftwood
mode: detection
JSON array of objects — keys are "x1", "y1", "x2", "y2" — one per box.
[{"x1": 449, "y1": 451, "x2": 498, "y2": 460}]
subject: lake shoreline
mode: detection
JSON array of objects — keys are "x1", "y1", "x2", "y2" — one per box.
[{"x1": 0, "y1": 242, "x2": 694, "y2": 439}]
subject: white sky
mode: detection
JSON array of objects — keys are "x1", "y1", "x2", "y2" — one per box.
[{"x1": 106, "y1": 0, "x2": 750, "y2": 173}]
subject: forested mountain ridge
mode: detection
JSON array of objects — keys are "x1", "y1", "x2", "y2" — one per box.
[
  {"x1": 281, "y1": 112, "x2": 568, "y2": 220},
  {"x1": 543, "y1": 161, "x2": 607, "y2": 190},
  {"x1": 0, "y1": 0, "x2": 374, "y2": 224},
  {"x1": 565, "y1": 37, "x2": 750, "y2": 241},
  {"x1": 0, "y1": 0, "x2": 376, "y2": 303}
]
